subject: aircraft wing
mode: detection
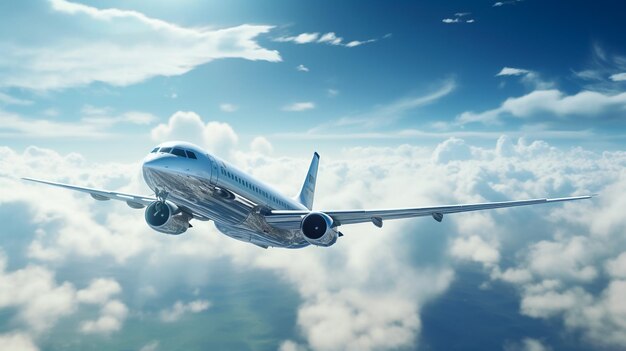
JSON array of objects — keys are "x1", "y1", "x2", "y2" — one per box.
[
  {"x1": 22, "y1": 177, "x2": 156, "y2": 209},
  {"x1": 265, "y1": 195, "x2": 594, "y2": 230}
]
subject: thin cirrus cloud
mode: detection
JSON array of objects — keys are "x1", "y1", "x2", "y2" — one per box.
[
  {"x1": 282, "y1": 102, "x2": 315, "y2": 112},
  {"x1": 0, "y1": 108, "x2": 157, "y2": 138},
  {"x1": 274, "y1": 31, "x2": 382, "y2": 47},
  {"x1": 0, "y1": 0, "x2": 281, "y2": 91},
  {"x1": 219, "y1": 103, "x2": 238, "y2": 113}
]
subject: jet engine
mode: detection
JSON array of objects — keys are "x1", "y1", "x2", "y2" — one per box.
[
  {"x1": 144, "y1": 201, "x2": 191, "y2": 235},
  {"x1": 300, "y1": 212, "x2": 338, "y2": 247}
]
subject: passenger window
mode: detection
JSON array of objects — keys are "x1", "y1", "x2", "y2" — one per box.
[
  {"x1": 160, "y1": 147, "x2": 172, "y2": 153},
  {"x1": 151, "y1": 147, "x2": 159, "y2": 153},
  {"x1": 186, "y1": 150, "x2": 197, "y2": 159},
  {"x1": 171, "y1": 148, "x2": 186, "y2": 157}
]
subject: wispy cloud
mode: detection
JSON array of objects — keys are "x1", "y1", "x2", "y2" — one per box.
[
  {"x1": 0, "y1": 0, "x2": 280, "y2": 90},
  {"x1": 160, "y1": 300, "x2": 210, "y2": 322},
  {"x1": 219, "y1": 103, "x2": 238, "y2": 112},
  {"x1": 274, "y1": 31, "x2": 385, "y2": 47},
  {"x1": 310, "y1": 79, "x2": 455, "y2": 131},
  {"x1": 0, "y1": 92, "x2": 33, "y2": 106},
  {"x1": 442, "y1": 12, "x2": 475, "y2": 24},
  {"x1": 496, "y1": 67, "x2": 553, "y2": 89},
  {"x1": 282, "y1": 102, "x2": 315, "y2": 112},
  {"x1": 610, "y1": 73, "x2": 626, "y2": 82},
  {"x1": 0, "y1": 106, "x2": 157, "y2": 138},
  {"x1": 493, "y1": 0, "x2": 523, "y2": 7},
  {"x1": 496, "y1": 67, "x2": 530, "y2": 76},
  {"x1": 296, "y1": 64, "x2": 309, "y2": 72}
]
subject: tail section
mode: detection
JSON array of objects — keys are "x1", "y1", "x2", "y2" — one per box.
[{"x1": 296, "y1": 152, "x2": 319, "y2": 210}]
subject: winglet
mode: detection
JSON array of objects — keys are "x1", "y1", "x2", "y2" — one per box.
[{"x1": 296, "y1": 152, "x2": 319, "y2": 210}]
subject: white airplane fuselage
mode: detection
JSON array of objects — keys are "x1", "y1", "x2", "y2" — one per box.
[{"x1": 142, "y1": 141, "x2": 310, "y2": 248}]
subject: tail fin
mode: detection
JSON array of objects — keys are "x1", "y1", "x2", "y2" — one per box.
[{"x1": 296, "y1": 152, "x2": 319, "y2": 210}]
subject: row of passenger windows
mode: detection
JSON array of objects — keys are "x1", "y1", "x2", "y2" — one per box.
[
  {"x1": 151, "y1": 147, "x2": 197, "y2": 159},
  {"x1": 220, "y1": 167, "x2": 287, "y2": 207}
]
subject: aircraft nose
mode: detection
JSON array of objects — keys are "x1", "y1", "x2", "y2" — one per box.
[{"x1": 142, "y1": 153, "x2": 175, "y2": 172}]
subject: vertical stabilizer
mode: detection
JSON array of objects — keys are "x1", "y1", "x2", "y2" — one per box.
[{"x1": 296, "y1": 152, "x2": 319, "y2": 210}]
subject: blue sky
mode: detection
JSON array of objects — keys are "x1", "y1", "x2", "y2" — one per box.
[
  {"x1": 2, "y1": 0, "x2": 626, "y2": 160},
  {"x1": 2, "y1": 1, "x2": 626, "y2": 351}
]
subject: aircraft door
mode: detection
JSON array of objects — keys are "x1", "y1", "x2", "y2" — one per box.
[{"x1": 208, "y1": 155, "x2": 219, "y2": 186}]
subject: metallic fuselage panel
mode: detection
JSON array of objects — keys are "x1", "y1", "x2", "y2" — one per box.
[{"x1": 142, "y1": 144, "x2": 309, "y2": 248}]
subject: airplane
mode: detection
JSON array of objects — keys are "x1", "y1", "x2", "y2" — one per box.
[{"x1": 23, "y1": 141, "x2": 594, "y2": 249}]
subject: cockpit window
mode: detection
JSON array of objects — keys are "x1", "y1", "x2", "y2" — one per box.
[
  {"x1": 160, "y1": 147, "x2": 172, "y2": 153},
  {"x1": 151, "y1": 147, "x2": 159, "y2": 153},
  {"x1": 171, "y1": 148, "x2": 187, "y2": 157},
  {"x1": 186, "y1": 150, "x2": 197, "y2": 159}
]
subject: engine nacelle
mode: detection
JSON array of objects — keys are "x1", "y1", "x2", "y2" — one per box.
[
  {"x1": 144, "y1": 201, "x2": 190, "y2": 235},
  {"x1": 300, "y1": 212, "x2": 338, "y2": 247}
]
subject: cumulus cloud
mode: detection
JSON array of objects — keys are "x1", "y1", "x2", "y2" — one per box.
[
  {"x1": 296, "y1": 64, "x2": 309, "y2": 72},
  {"x1": 282, "y1": 102, "x2": 315, "y2": 112},
  {"x1": 159, "y1": 300, "x2": 211, "y2": 322},
  {"x1": 0, "y1": 0, "x2": 280, "y2": 90},
  {"x1": 0, "y1": 333, "x2": 39, "y2": 351},
  {"x1": 250, "y1": 136, "x2": 273, "y2": 155},
  {"x1": 77, "y1": 278, "x2": 122, "y2": 304},
  {"x1": 457, "y1": 89, "x2": 626, "y2": 124},
  {"x1": 80, "y1": 300, "x2": 128, "y2": 334},
  {"x1": 4, "y1": 128, "x2": 626, "y2": 350},
  {"x1": 151, "y1": 111, "x2": 239, "y2": 157}
]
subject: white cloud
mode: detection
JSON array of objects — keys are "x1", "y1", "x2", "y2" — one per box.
[
  {"x1": 496, "y1": 67, "x2": 531, "y2": 76},
  {"x1": 327, "y1": 89, "x2": 339, "y2": 97},
  {"x1": 0, "y1": 333, "x2": 39, "y2": 351},
  {"x1": 0, "y1": 107, "x2": 156, "y2": 138},
  {"x1": 432, "y1": 137, "x2": 472, "y2": 164},
  {"x1": 442, "y1": 12, "x2": 475, "y2": 24},
  {"x1": 275, "y1": 32, "x2": 320, "y2": 44},
  {"x1": 457, "y1": 89, "x2": 626, "y2": 125},
  {"x1": 80, "y1": 300, "x2": 128, "y2": 334},
  {"x1": 275, "y1": 31, "x2": 381, "y2": 47},
  {"x1": 0, "y1": 92, "x2": 33, "y2": 106},
  {"x1": 282, "y1": 102, "x2": 315, "y2": 112},
  {"x1": 0, "y1": 252, "x2": 77, "y2": 332},
  {"x1": 504, "y1": 338, "x2": 553, "y2": 351},
  {"x1": 77, "y1": 278, "x2": 122, "y2": 304},
  {"x1": 0, "y1": 0, "x2": 280, "y2": 90},
  {"x1": 250, "y1": 136, "x2": 273, "y2": 155},
  {"x1": 610, "y1": 72, "x2": 626, "y2": 81},
  {"x1": 151, "y1": 111, "x2": 239, "y2": 157},
  {"x1": 139, "y1": 341, "x2": 160, "y2": 351},
  {"x1": 160, "y1": 300, "x2": 211, "y2": 322},
  {"x1": 312, "y1": 80, "x2": 455, "y2": 131},
  {"x1": 219, "y1": 103, "x2": 238, "y2": 113},
  {"x1": 5, "y1": 129, "x2": 626, "y2": 349},
  {"x1": 451, "y1": 235, "x2": 500, "y2": 266},
  {"x1": 296, "y1": 64, "x2": 309, "y2": 72},
  {"x1": 318, "y1": 32, "x2": 342, "y2": 45}
]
